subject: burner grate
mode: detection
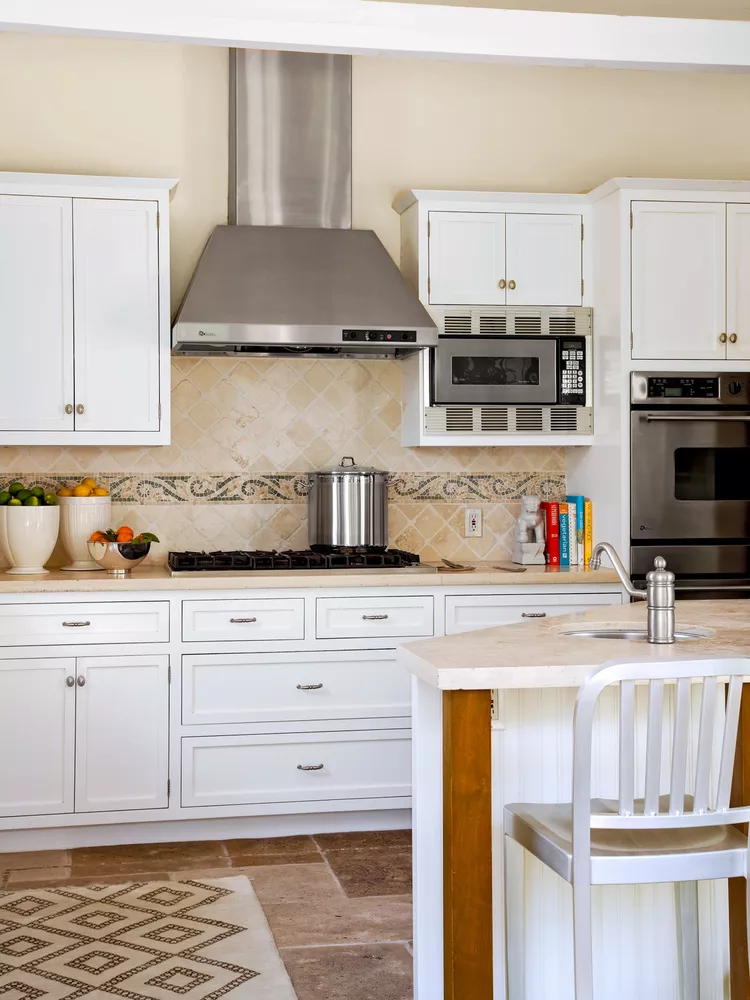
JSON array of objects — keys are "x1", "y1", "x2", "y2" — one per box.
[{"x1": 168, "y1": 549, "x2": 421, "y2": 572}]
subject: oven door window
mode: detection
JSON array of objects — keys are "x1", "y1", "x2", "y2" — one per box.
[
  {"x1": 433, "y1": 337, "x2": 558, "y2": 405},
  {"x1": 675, "y1": 447, "x2": 750, "y2": 501}
]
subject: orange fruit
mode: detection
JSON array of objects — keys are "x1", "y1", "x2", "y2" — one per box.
[
  {"x1": 89, "y1": 531, "x2": 107, "y2": 543},
  {"x1": 93, "y1": 488, "x2": 109, "y2": 496},
  {"x1": 57, "y1": 487, "x2": 72, "y2": 497},
  {"x1": 72, "y1": 485, "x2": 92, "y2": 497},
  {"x1": 81, "y1": 477, "x2": 97, "y2": 488}
]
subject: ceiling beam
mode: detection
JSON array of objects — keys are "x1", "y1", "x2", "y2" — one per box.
[{"x1": 2, "y1": 0, "x2": 750, "y2": 72}]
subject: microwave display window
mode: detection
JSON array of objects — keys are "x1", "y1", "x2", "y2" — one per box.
[
  {"x1": 675, "y1": 447, "x2": 750, "y2": 501},
  {"x1": 451, "y1": 356, "x2": 540, "y2": 387}
]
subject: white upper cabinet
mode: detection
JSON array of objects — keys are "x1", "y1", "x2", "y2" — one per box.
[
  {"x1": 429, "y1": 211, "x2": 506, "y2": 305},
  {"x1": 631, "y1": 201, "x2": 727, "y2": 360},
  {"x1": 427, "y1": 209, "x2": 583, "y2": 307},
  {"x1": 727, "y1": 204, "x2": 750, "y2": 361},
  {"x1": 505, "y1": 213, "x2": 583, "y2": 306},
  {"x1": 0, "y1": 173, "x2": 176, "y2": 445},
  {"x1": 0, "y1": 196, "x2": 74, "y2": 432},
  {"x1": 73, "y1": 200, "x2": 160, "y2": 433}
]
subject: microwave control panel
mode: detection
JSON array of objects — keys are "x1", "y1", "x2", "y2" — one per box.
[{"x1": 559, "y1": 338, "x2": 586, "y2": 406}]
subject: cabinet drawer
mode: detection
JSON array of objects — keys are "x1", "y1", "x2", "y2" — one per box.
[
  {"x1": 182, "y1": 599, "x2": 305, "y2": 642},
  {"x1": 316, "y1": 596, "x2": 434, "y2": 640},
  {"x1": 182, "y1": 650, "x2": 411, "y2": 726},
  {"x1": 0, "y1": 601, "x2": 169, "y2": 647},
  {"x1": 181, "y1": 730, "x2": 412, "y2": 807},
  {"x1": 445, "y1": 593, "x2": 621, "y2": 635}
]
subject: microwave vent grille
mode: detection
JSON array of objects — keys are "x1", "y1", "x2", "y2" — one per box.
[
  {"x1": 443, "y1": 314, "x2": 472, "y2": 335},
  {"x1": 480, "y1": 408, "x2": 509, "y2": 432},
  {"x1": 479, "y1": 315, "x2": 507, "y2": 335},
  {"x1": 444, "y1": 407, "x2": 475, "y2": 432},
  {"x1": 549, "y1": 315, "x2": 577, "y2": 336},
  {"x1": 432, "y1": 306, "x2": 592, "y2": 338},
  {"x1": 423, "y1": 404, "x2": 593, "y2": 436},
  {"x1": 513, "y1": 315, "x2": 543, "y2": 336},
  {"x1": 514, "y1": 408, "x2": 545, "y2": 432},
  {"x1": 550, "y1": 407, "x2": 580, "y2": 431}
]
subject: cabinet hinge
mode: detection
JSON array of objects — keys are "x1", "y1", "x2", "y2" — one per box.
[
  {"x1": 427, "y1": 219, "x2": 431, "y2": 238},
  {"x1": 168, "y1": 664, "x2": 171, "y2": 683},
  {"x1": 581, "y1": 277, "x2": 584, "y2": 298},
  {"x1": 167, "y1": 778, "x2": 171, "y2": 798},
  {"x1": 156, "y1": 210, "x2": 160, "y2": 230},
  {"x1": 630, "y1": 331, "x2": 634, "y2": 349},
  {"x1": 158, "y1": 403, "x2": 162, "y2": 421},
  {"x1": 427, "y1": 276, "x2": 431, "y2": 296},
  {"x1": 630, "y1": 210, "x2": 634, "y2": 229},
  {"x1": 581, "y1": 219, "x2": 584, "y2": 241}
]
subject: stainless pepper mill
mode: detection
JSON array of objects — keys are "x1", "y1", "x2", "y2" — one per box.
[{"x1": 646, "y1": 556, "x2": 675, "y2": 644}]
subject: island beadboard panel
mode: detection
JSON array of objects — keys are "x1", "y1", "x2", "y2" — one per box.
[{"x1": 0, "y1": 357, "x2": 565, "y2": 564}]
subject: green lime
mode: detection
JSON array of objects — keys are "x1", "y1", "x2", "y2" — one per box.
[
  {"x1": 43, "y1": 493, "x2": 58, "y2": 506},
  {"x1": 7, "y1": 482, "x2": 24, "y2": 495},
  {"x1": 15, "y1": 490, "x2": 31, "y2": 502},
  {"x1": 8, "y1": 498, "x2": 21, "y2": 506},
  {"x1": 30, "y1": 486, "x2": 45, "y2": 498},
  {"x1": 23, "y1": 496, "x2": 40, "y2": 506},
  {"x1": 0, "y1": 492, "x2": 10, "y2": 506}
]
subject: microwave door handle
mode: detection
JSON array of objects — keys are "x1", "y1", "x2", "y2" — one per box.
[{"x1": 644, "y1": 415, "x2": 750, "y2": 422}]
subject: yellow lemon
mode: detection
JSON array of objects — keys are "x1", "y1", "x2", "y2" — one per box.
[
  {"x1": 57, "y1": 487, "x2": 73, "y2": 497},
  {"x1": 81, "y1": 477, "x2": 97, "y2": 488},
  {"x1": 93, "y1": 487, "x2": 109, "y2": 497},
  {"x1": 72, "y1": 485, "x2": 92, "y2": 497}
]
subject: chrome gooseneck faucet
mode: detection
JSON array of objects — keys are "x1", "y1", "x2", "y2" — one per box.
[{"x1": 589, "y1": 542, "x2": 675, "y2": 644}]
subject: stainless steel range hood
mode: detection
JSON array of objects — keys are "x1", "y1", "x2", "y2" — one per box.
[{"x1": 172, "y1": 50, "x2": 437, "y2": 359}]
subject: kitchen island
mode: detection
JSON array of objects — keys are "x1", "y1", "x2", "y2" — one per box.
[{"x1": 400, "y1": 600, "x2": 750, "y2": 1000}]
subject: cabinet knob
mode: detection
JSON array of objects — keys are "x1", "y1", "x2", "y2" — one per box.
[
  {"x1": 508, "y1": 280, "x2": 517, "y2": 290},
  {"x1": 730, "y1": 333, "x2": 738, "y2": 344},
  {"x1": 65, "y1": 676, "x2": 75, "y2": 688},
  {"x1": 498, "y1": 279, "x2": 507, "y2": 289},
  {"x1": 297, "y1": 764, "x2": 324, "y2": 771},
  {"x1": 76, "y1": 675, "x2": 86, "y2": 687},
  {"x1": 64, "y1": 404, "x2": 73, "y2": 415},
  {"x1": 720, "y1": 333, "x2": 728, "y2": 344},
  {"x1": 76, "y1": 404, "x2": 85, "y2": 415}
]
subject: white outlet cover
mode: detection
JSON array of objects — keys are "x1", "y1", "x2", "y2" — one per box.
[{"x1": 465, "y1": 508, "x2": 482, "y2": 537}]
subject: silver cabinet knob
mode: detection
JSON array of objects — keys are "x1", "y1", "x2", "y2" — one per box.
[
  {"x1": 498, "y1": 279, "x2": 507, "y2": 289},
  {"x1": 62, "y1": 621, "x2": 90, "y2": 628},
  {"x1": 65, "y1": 676, "x2": 75, "y2": 688},
  {"x1": 76, "y1": 675, "x2": 86, "y2": 687},
  {"x1": 521, "y1": 612, "x2": 547, "y2": 619},
  {"x1": 362, "y1": 614, "x2": 388, "y2": 620},
  {"x1": 230, "y1": 617, "x2": 257, "y2": 624},
  {"x1": 297, "y1": 764, "x2": 324, "y2": 771},
  {"x1": 297, "y1": 683, "x2": 323, "y2": 691},
  {"x1": 508, "y1": 280, "x2": 517, "y2": 290},
  {"x1": 720, "y1": 333, "x2": 728, "y2": 344},
  {"x1": 730, "y1": 333, "x2": 738, "y2": 344},
  {"x1": 64, "y1": 404, "x2": 73, "y2": 415}
]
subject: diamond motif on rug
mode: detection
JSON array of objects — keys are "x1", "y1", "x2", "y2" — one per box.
[{"x1": 0, "y1": 878, "x2": 297, "y2": 1000}]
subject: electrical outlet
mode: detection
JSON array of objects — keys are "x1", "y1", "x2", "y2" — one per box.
[{"x1": 465, "y1": 508, "x2": 482, "y2": 537}]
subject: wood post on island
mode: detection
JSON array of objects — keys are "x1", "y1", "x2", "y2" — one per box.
[
  {"x1": 729, "y1": 685, "x2": 750, "y2": 999},
  {"x1": 442, "y1": 689, "x2": 494, "y2": 1000}
]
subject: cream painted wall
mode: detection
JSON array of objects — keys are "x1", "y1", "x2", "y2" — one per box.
[
  {"x1": 352, "y1": 56, "x2": 750, "y2": 260},
  {"x1": 0, "y1": 32, "x2": 228, "y2": 310}
]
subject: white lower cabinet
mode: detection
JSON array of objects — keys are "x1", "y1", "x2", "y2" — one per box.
[
  {"x1": 445, "y1": 592, "x2": 622, "y2": 635},
  {"x1": 0, "y1": 658, "x2": 76, "y2": 818},
  {"x1": 75, "y1": 655, "x2": 169, "y2": 813},
  {"x1": 181, "y1": 730, "x2": 412, "y2": 808}
]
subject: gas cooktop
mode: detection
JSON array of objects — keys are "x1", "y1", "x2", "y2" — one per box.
[{"x1": 168, "y1": 548, "x2": 428, "y2": 574}]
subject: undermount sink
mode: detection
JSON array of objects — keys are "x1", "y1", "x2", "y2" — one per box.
[{"x1": 561, "y1": 627, "x2": 713, "y2": 641}]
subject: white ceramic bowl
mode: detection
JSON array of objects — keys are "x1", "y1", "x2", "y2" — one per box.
[
  {"x1": 0, "y1": 504, "x2": 60, "y2": 575},
  {"x1": 58, "y1": 495, "x2": 112, "y2": 571}
]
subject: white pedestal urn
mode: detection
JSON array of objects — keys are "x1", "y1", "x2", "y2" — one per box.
[
  {"x1": 0, "y1": 504, "x2": 60, "y2": 575},
  {"x1": 59, "y1": 495, "x2": 112, "y2": 571}
]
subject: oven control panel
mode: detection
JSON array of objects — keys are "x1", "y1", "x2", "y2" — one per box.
[
  {"x1": 559, "y1": 338, "x2": 586, "y2": 405},
  {"x1": 632, "y1": 373, "x2": 750, "y2": 406}
]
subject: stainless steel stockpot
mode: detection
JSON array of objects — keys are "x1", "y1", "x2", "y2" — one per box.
[{"x1": 307, "y1": 456, "x2": 388, "y2": 551}]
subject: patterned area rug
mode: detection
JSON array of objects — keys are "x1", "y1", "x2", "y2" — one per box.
[{"x1": 0, "y1": 876, "x2": 297, "y2": 1000}]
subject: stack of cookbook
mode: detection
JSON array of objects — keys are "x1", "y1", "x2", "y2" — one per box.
[{"x1": 541, "y1": 496, "x2": 593, "y2": 567}]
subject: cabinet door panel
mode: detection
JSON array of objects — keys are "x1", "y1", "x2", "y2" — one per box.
[
  {"x1": 428, "y1": 211, "x2": 506, "y2": 305},
  {"x1": 445, "y1": 594, "x2": 622, "y2": 635},
  {"x1": 631, "y1": 201, "x2": 726, "y2": 360},
  {"x1": 0, "y1": 196, "x2": 74, "y2": 432},
  {"x1": 505, "y1": 213, "x2": 582, "y2": 306},
  {"x1": 75, "y1": 655, "x2": 169, "y2": 813},
  {"x1": 73, "y1": 199, "x2": 160, "y2": 432},
  {"x1": 727, "y1": 204, "x2": 750, "y2": 361},
  {"x1": 0, "y1": 658, "x2": 75, "y2": 817}
]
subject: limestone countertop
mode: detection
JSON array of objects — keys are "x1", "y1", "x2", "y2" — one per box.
[
  {"x1": 0, "y1": 563, "x2": 620, "y2": 594},
  {"x1": 399, "y1": 600, "x2": 750, "y2": 690}
]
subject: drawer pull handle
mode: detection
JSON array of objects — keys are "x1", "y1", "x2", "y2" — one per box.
[
  {"x1": 362, "y1": 614, "x2": 389, "y2": 620},
  {"x1": 76, "y1": 676, "x2": 86, "y2": 687},
  {"x1": 230, "y1": 617, "x2": 258, "y2": 624},
  {"x1": 297, "y1": 683, "x2": 324, "y2": 690},
  {"x1": 297, "y1": 764, "x2": 324, "y2": 771},
  {"x1": 65, "y1": 676, "x2": 75, "y2": 688},
  {"x1": 521, "y1": 612, "x2": 547, "y2": 619},
  {"x1": 62, "y1": 621, "x2": 91, "y2": 627}
]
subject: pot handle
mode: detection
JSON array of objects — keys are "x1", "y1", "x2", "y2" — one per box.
[{"x1": 340, "y1": 456, "x2": 355, "y2": 467}]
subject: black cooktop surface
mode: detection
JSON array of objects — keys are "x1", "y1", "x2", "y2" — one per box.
[{"x1": 168, "y1": 549, "x2": 421, "y2": 572}]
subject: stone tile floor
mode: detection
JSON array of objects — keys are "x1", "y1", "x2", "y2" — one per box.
[{"x1": 0, "y1": 831, "x2": 413, "y2": 1000}]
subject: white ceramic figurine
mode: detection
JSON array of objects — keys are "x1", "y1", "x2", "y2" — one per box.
[{"x1": 512, "y1": 494, "x2": 546, "y2": 565}]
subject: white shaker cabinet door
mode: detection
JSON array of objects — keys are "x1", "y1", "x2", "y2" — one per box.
[
  {"x1": 72, "y1": 199, "x2": 161, "y2": 432},
  {"x1": 0, "y1": 658, "x2": 75, "y2": 817},
  {"x1": 0, "y1": 196, "x2": 74, "y2": 432},
  {"x1": 727, "y1": 204, "x2": 750, "y2": 361},
  {"x1": 631, "y1": 201, "x2": 726, "y2": 360},
  {"x1": 428, "y1": 211, "x2": 506, "y2": 305},
  {"x1": 505, "y1": 213, "x2": 583, "y2": 306},
  {"x1": 74, "y1": 655, "x2": 169, "y2": 813}
]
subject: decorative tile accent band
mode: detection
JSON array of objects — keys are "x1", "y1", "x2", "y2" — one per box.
[{"x1": 1, "y1": 472, "x2": 565, "y2": 505}]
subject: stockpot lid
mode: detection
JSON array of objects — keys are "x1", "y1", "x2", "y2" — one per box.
[{"x1": 309, "y1": 456, "x2": 388, "y2": 478}]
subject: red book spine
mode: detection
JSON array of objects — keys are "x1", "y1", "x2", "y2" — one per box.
[{"x1": 543, "y1": 502, "x2": 560, "y2": 565}]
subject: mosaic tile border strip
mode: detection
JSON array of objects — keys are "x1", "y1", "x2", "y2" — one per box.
[{"x1": 1, "y1": 472, "x2": 565, "y2": 505}]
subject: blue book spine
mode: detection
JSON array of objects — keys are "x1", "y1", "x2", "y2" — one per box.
[
  {"x1": 559, "y1": 503, "x2": 570, "y2": 566},
  {"x1": 566, "y1": 495, "x2": 585, "y2": 565}
]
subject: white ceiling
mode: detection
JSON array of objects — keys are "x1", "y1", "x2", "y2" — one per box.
[{"x1": 377, "y1": 0, "x2": 750, "y2": 19}]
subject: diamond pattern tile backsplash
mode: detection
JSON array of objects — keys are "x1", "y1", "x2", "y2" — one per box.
[{"x1": 0, "y1": 358, "x2": 566, "y2": 564}]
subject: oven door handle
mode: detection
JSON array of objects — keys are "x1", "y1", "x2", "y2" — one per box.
[{"x1": 644, "y1": 414, "x2": 750, "y2": 422}]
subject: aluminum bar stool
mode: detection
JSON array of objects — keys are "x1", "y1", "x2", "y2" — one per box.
[{"x1": 503, "y1": 656, "x2": 750, "y2": 999}]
